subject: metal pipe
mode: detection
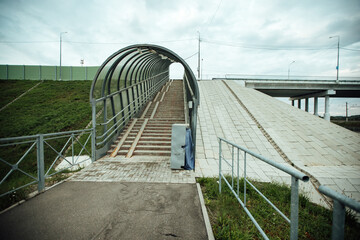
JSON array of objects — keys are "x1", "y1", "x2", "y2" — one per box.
[
  {"x1": 290, "y1": 176, "x2": 299, "y2": 240},
  {"x1": 218, "y1": 137, "x2": 309, "y2": 181}
]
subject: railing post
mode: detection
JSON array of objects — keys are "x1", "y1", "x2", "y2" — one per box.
[
  {"x1": 91, "y1": 99, "x2": 96, "y2": 162},
  {"x1": 219, "y1": 138, "x2": 222, "y2": 193},
  {"x1": 290, "y1": 176, "x2": 299, "y2": 240},
  {"x1": 237, "y1": 148, "x2": 239, "y2": 196},
  {"x1": 244, "y1": 152, "x2": 247, "y2": 206},
  {"x1": 37, "y1": 134, "x2": 45, "y2": 192},
  {"x1": 332, "y1": 200, "x2": 345, "y2": 240},
  {"x1": 231, "y1": 145, "x2": 234, "y2": 188},
  {"x1": 71, "y1": 133, "x2": 74, "y2": 164}
]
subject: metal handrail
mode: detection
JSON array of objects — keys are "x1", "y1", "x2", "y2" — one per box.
[
  {"x1": 0, "y1": 128, "x2": 94, "y2": 198},
  {"x1": 218, "y1": 137, "x2": 309, "y2": 240},
  {"x1": 95, "y1": 74, "x2": 167, "y2": 144},
  {"x1": 318, "y1": 185, "x2": 360, "y2": 240}
]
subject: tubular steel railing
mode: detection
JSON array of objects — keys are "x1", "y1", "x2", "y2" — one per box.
[
  {"x1": 0, "y1": 128, "x2": 93, "y2": 198},
  {"x1": 218, "y1": 137, "x2": 309, "y2": 240},
  {"x1": 318, "y1": 185, "x2": 360, "y2": 240}
]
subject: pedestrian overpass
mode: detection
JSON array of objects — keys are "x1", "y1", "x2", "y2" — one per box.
[{"x1": 90, "y1": 44, "x2": 200, "y2": 160}]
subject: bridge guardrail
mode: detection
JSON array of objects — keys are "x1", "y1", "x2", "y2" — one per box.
[{"x1": 0, "y1": 128, "x2": 93, "y2": 198}]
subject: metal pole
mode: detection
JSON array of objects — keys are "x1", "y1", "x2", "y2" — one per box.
[
  {"x1": 244, "y1": 152, "x2": 247, "y2": 206},
  {"x1": 37, "y1": 134, "x2": 45, "y2": 192},
  {"x1": 232, "y1": 145, "x2": 234, "y2": 188},
  {"x1": 290, "y1": 176, "x2": 299, "y2": 240},
  {"x1": 329, "y1": 35, "x2": 340, "y2": 83},
  {"x1": 60, "y1": 31, "x2": 67, "y2": 80},
  {"x1": 201, "y1": 58, "x2": 203, "y2": 80},
  {"x1": 91, "y1": 99, "x2": 96, "y2": 162},
  {"x1": 336, "y1": 37, "x2": 340, "y2": 82},
  {"x1": 288, "y1": 61, "x2": 295, "y2": 80},
  {"x1": 346, "y1": 102, "x2": 348, "y2": 122},
  {"x1": 237, "y1": 148, "x2": 239, "y2": 196},
  {"x1": 332, "y1": 200, "x2": 345, "y2": 240},
  {"x1": 198, "y1": 32, "x2": 200, "y2": 79},
  {"x1": 219, "y1": 138, "x2": 222, "y2": 193}
]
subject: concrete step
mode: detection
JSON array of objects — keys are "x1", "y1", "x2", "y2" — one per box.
[
  {"x1": 133, "y1": 150, "x2": 171, "y2": 156},
  {"x1": 135, "y1": 145, "x2": 171, "y2": 151}
]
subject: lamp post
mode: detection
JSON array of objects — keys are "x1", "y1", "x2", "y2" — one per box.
[
  {"x1": 288, "y1": 60, "x2": 295, "y2": 80},
  {"x1": 329, "y1": 35, "x2": 340, "y2": 83},
  {"x1": 197, "y1": 31, "x2": 201, "y2": 80},
  {"x1": 201, "y1": 58, "x2": 203, "y2": 80},
  {"x1": 60, "y1": 31, "x2": 67, "y2": 80}
]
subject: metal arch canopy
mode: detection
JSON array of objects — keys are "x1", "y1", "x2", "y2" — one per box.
[
  {"x1": 90, "y1": 44, "x2": 199, "y2": 101},
  {"x1": 90, "y1": 44, "x2": 199, "y2": 160}
]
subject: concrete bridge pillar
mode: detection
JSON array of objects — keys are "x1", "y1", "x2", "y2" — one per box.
[
  {"x1": 298, "y1": 99, "x2": 301, "y2": 109},
  {"x1": 292, "y1": 100, "x2": 295, "y2": 106},
  {"x1": 314, "y1": 97, "x2": 319, "y2": 116},
  {"x1": 305, "y1": 98, "x2": 309, "y2": 112},
  {"x1": 324, "y1": 96, "x2": 330, "y2": 121}
]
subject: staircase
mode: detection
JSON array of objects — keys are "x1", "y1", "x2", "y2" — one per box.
[{"x1": 108, "y1": 80, "x2": 185, "y2": 158}]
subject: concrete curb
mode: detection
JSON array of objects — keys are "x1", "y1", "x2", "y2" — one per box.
[{"x1": 196, "y1": 183, "x2": 215, "y2": 240}]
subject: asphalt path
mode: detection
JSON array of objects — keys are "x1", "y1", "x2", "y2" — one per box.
[{"x1": 0, "y1": 181, "x2": 208, "y2": 240}]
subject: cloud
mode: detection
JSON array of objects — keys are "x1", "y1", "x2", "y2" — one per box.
[{"x1": 0, "y1": 0, "x2": 358, "y2": 79}]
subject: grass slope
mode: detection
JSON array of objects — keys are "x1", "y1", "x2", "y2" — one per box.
[
  {"x1": 198, "y1": 177, "x2": 360, "y2": 240},
  {"x1": 0, "y1": 80, "x2": 92, "y2": 137},
  {"x1": 0, "y1": 80, "x2": 92, "y2": 210}
]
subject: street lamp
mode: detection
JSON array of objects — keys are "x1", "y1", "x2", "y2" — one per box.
[
  {"x1": 197, "y1": 31, "x2": 201, "y2": 80},
  {"x1": 201, "y1": 58, "x2": 203, "y2": 80},
  {"x1": 288, "y1": 60, "x2": 295, "y2": 80},
  {"x1": 329, "y1": 35, "x2": 340, "y2": 83},
  {"x1": 60, "y1": 31, "x2": 67, "y2": 80}
]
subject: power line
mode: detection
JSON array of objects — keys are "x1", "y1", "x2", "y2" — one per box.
[
  {"x1": 341, "y1": 47, "x2": 360, "y2": 52},
  {"x1": 201, "y1": 39, "x2": 338, "y2": 51},
  {"x1": 0, "y1": 38, "x2": 196, "y2": 45},
  {"x1": 184, "y1": 52, "x2": 198, "y2": 60},
  {"x1": 0, "y1": 41, "x2": 57, "y2": 44}
]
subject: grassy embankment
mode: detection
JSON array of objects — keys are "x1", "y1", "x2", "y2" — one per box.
[
  {"x1": 0, "y1": 80, "x2": 92, "y2": 210},
  {"x1": 331, "y1": 115, "x2": 360, "y2": 132},
  {"x1": 198, "y1": 177, "x2": 360, "y2": 240}
]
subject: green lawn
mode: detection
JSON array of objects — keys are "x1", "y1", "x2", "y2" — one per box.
[
  {"x1": 198, "y1": 177, "x2": 360, "y2": 240},
  {"x1": 0, "y1": 80, "x2": 92, "y2": 137},
  {"x1": 0, "y1": 80, "x2": 40, "y2": 109}
]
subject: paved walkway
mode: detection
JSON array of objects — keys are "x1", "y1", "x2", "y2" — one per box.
[
  {"x1": 70, "y1": 156, "x2": 195, "y2": 184},
  {"x1": 0, "y1": 181, "x2": 207, "y2": 240},
  {"x1": 195, "y1": 80, "x2": 360, "y2": 207}
]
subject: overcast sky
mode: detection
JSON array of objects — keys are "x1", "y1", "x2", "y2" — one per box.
[{"x1": 0, "y1": 0, "x2": 359, "y2": 115}]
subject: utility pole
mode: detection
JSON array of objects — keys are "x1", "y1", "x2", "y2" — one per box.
[
  {"x1": 201, "y1": 58, "x2": 203, "y2": 80},
  {"x1": 329, "y1": 35, "x2": 340, "y2": 83},
  {"x1": 60, "y1": 31, "x2": 67, "y2": 80},
  {"x1": 197, "y1": 31, "x2": 201, "y2": 80}
]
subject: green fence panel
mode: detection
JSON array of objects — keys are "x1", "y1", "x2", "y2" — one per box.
[
  {"x1": 0, "y1": 65, "x2": 99, "y2": 81},
  {"x1": 0, "y1": 65, "x2": 7, "y2": 79},
  {"x1": 73, "y1": 67, "x2": 86, "y2": 80},
  {"x1": 24, "y1": 65, "x2": 41, "y2": 80},
  {"x1": 8, "y1": 65, "x2": 25, "y2": 80},
  {"x1": 41, "y1": 66, "x2": 56, "y2": 80}
]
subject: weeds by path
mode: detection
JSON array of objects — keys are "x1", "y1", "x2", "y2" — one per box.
[{"x1": 198, "y1": 177, "x2": 360, "y2": 240}]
